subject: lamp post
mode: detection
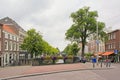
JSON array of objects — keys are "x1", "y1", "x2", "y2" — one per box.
[{"x1": 96, "y1": 20, "x2": 99, "y2": 65}]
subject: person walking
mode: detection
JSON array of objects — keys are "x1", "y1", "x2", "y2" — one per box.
[
  {"x1": 92, "y1": 56, "x2": 96, "y2": 68},
  {"x1": 106, "y1": 58, "x2": 111, "y2": 67}
]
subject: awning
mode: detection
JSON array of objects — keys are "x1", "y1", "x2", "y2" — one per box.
[
  {"x1": 94, "y1": 52, "x2": 103, "y2": 56},
  {"x1": 102, "y1": 51, "x2": 114, "y2": 56}
]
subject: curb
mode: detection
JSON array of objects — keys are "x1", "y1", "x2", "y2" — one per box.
[{"x1": 1, "y1": 67, "x2": 114, "y2": 80}]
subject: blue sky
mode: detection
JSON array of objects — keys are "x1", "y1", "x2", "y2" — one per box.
[{"x1": 0, "y1": 0, "x2": 120, "y2": 51}]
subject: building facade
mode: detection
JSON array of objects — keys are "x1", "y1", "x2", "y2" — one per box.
[
  {"x1": 105, "y1": 29, "x2": 120, "y2": 52},
  {"x1": 88, "y1": 35, "x2": 105, "y2": 54},
  {"x1": 0, "y1": 24, "x2": 19, "y2": 66},
  {"x1": 0, "y1": 17, "x2": 26, "y2": 66}
]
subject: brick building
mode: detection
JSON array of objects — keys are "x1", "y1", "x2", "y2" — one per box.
[
  {"x1": 105, "y1": 29, "x2": 120, "y2": 52},
  {"x1": 0, "y1": 17, "x2": 26, "y2": 66}
]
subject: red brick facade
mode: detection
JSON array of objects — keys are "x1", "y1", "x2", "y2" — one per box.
[{"x1": 105, "y1": 29, "x2": 120, "y2": 52}]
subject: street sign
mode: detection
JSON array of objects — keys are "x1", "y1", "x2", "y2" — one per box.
[
  {"x1": 96, "y1": 40, "x2": 99, "y2": 44},
  {"x1": 114, "y1": 49, "x2": 119, "y2": 54}
]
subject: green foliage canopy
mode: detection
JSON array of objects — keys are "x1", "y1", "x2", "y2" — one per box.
[
  {"x1": 65, "y1": 7, "x2": 107, "y2": 57},
  {"x1": 21, "y1": 28, "x2": 59, "y2": 58},
  {"x1": 63, "y1": 43, "x2": 80, "y2": 56}
]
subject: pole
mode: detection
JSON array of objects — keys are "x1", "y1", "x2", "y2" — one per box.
[{"x1": 96, "y1": 21, "x2": 99, "y2": 65}]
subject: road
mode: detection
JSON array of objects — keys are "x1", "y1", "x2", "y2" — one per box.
[
  {"x1": 1, "y1": 63, "x2": 120, "y2": 80},
  {"x1": 92, "y1": 63, "x2": 120, "y2": 80},
  {"x1": 9, "y1": 70, "x2": 106, "y2": 80}
]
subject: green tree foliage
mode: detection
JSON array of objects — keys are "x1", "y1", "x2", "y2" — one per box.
[
  {"x1": 63, "y1": 43, "x2": 80, "y2": 56},
  {"x1": 71, "y1": 43, "x2": 80, "y2": 56},
  {"x1": 21, "y1": 28, "x2": 59, "y2": 58},
  {"x1": 42, "y1": 40, "x2": 59, "y2": 55},
  {"x1": 63, "y1": 44, "x2": 72, "y2": 55},
  {"x1": 65, "y1": 6, "x2": 107, "y2": 57},
  {"x1": 21, "y1": 29, "x2": 43, "y2": 58},
  {"x1": 84, "y1": 53, "x2": 93, "y2": 61}
]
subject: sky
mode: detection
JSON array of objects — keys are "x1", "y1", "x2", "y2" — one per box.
[{"x1": 0, "y1": 0, "x2": 120, "y2": 51}]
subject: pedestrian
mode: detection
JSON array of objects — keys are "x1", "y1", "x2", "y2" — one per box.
[
  {"x1": 92, "y1": 56, "x2": 96, "y2": 68},
  {"x1": 108, "y1": 58, "x2": 111, "y2": 67},
  {"x1": 82, "y1": 57, "x2": 86, "y2": 63},
  {"x1": 100, "y1": 58, "x2": 103, "y2": 68},
  {"x1": 106, "y1": 58, "x2": 111, "y2": 67}
]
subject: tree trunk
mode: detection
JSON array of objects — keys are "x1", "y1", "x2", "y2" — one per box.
[
  {"x1": 31, "y1": 54, "x2": 33, "y2": 66},
  {"x1": 81, "y1": 41, "x2": 85, "y2": 57}
]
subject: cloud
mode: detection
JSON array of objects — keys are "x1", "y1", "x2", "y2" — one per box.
[{"x1": 0, "y1": 0, "x2": 120, "y2": 51}]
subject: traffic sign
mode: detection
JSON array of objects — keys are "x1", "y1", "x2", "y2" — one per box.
[{"x1": 114, "y1": 49, "x2": 119, "y2": 54}]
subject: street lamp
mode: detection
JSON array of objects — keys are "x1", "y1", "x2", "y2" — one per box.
[{"x1": 96, "y1": 20, "x2": 99, "y2": 65}]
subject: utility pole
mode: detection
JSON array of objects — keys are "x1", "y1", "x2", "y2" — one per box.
[{"x1": 96, "y1": 20, "x2": 99, "y2": 65}]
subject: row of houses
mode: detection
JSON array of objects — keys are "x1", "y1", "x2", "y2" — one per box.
[
  {"x1": 0, "y1": 17, "x2": 119, "y2": 66},
  {"x1": 88, "y1": 29, "x2": 120, "y2": 56},
  {"x1": 0, "y1": 17, "x2": 26, "y2": 67}
]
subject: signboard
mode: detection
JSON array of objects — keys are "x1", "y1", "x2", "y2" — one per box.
[
  {"x1": 92, "y1": 58, "x2": 96, "y2": 63},
  {"x1": 114, "y1": 49, "x2": 119, "y2": 54}
]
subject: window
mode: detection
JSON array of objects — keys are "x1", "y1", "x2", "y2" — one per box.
[
  {"x1": 5, "y1": 32, "x2": 8, "y2": 39},
  {"x1": 119, "y1": 42, "x2": 120, "y2": 48},
  {"x1": 112, "y1": 43, "x2": 114, "y2": 49},
  {"x1": 108, "y1": 44, "x2": 111, "y2": 49},
  {"x1": 14, "y1": 43, "x2": 16, "y2": 51},
  {"x1": 111, "y1": 44, "x2": 113, "y2": 49},
  {"x1": 110, "y1": 44, "x2": 112, "y2": 49},
  {"x1": 14, "y1": 36, "x2": 16, "y2": 41},
  {"x1": 17, "y1": 37, "x2": 19, "y2": 41},
  {"x1": 10, "y1": 34, "x2": 12, "y2": 40},
  {"x1": 8, "y1": 34, "x2": 10, "y2": 39},
  {"x1": 17, "y1": 43, "x2": 19, "y2": 51},
  {"x1": 16, "y1": 37, "x2": 17, "y2": 41},
  {"x1": 12, "y1": 43, "x2": 14, "y2": 51},
  {"x1": 5, "y1": 40, "x2": 8, "y2": 50},
  {"x1": 108, "y1": 34, "x2": 111, "y2": 40},
  {"x1": 0, "y1": 29, "x2": 1, "y2": 38},
  {"x1": 13, "y1": 42, "x2": 16, "y2": 51},
  {"x1": 9, "y1": 41, "x2": 12, "y2": 50},
  {"x1": 113, "y1": 33, "x2": 116, "y2": 39},
  {"x1": 12, "y1": 36, "x2": 14, "y2": 40},
  {"x1": 110, "y1": 34, "x2": 112, "y2": 40},
  {"x1": 5, "y1": 54, "x2": 7, "y2": 63}
]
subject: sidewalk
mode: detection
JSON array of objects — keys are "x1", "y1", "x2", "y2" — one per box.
[{"x1": 0, "y1": 62, "x2": 114, "y2": 80}]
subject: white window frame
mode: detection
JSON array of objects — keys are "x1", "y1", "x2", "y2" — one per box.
[
  {"x1": 108, "y1": 34, "x2": 110, "y2": 40},
  {"x1": 5, "y1": 40, "x2": 8, "y2": 50},
  {"x1": 10, "y1": 34, "x2": 12, "y2": 40},
  {"x1": 17, "y1": 43, "x2": 19, "y2": 51},
  {"x1": 9, "y1": 41, "x2": 12, "y2": 51},
  {"x1": 13, "y1": 42, "x2": 16, "y2": 51},
  {"x1": 5, "y1": 32, "x2": 8, "y2": 39},
  {"x1": 113, "y1": 33, "x2": 116, "y2": 39}
]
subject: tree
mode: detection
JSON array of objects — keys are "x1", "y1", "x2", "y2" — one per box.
[
  {"x1": 63, "y1": 43, "x2": 80, "y2": 56},
  {"x1": 65, "y1": 6, "x2": 107, "y2": 57},
  {"x1": 42, "y1": 40, "x2": 59, "y2": 55},
  {"x1": 70, "y1": 43, "x2": 80, "y2": 56},
  {"x1": 63, "y1": 44, "x2": 72, "y2": 55},
  {"x1": 21, "y1": 29, "x2": 44, "y2": 58}
]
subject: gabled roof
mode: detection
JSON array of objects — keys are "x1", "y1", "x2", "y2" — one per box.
[
  {"x1": 108, "y1": 29, "x2": 120, "y2": 34},
  {"x1": 3, "y1": 25, "x2": 18, "y2": 35},
  {"x1": 0, "y1": 17, "x2": 25, "y2": 32}
]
